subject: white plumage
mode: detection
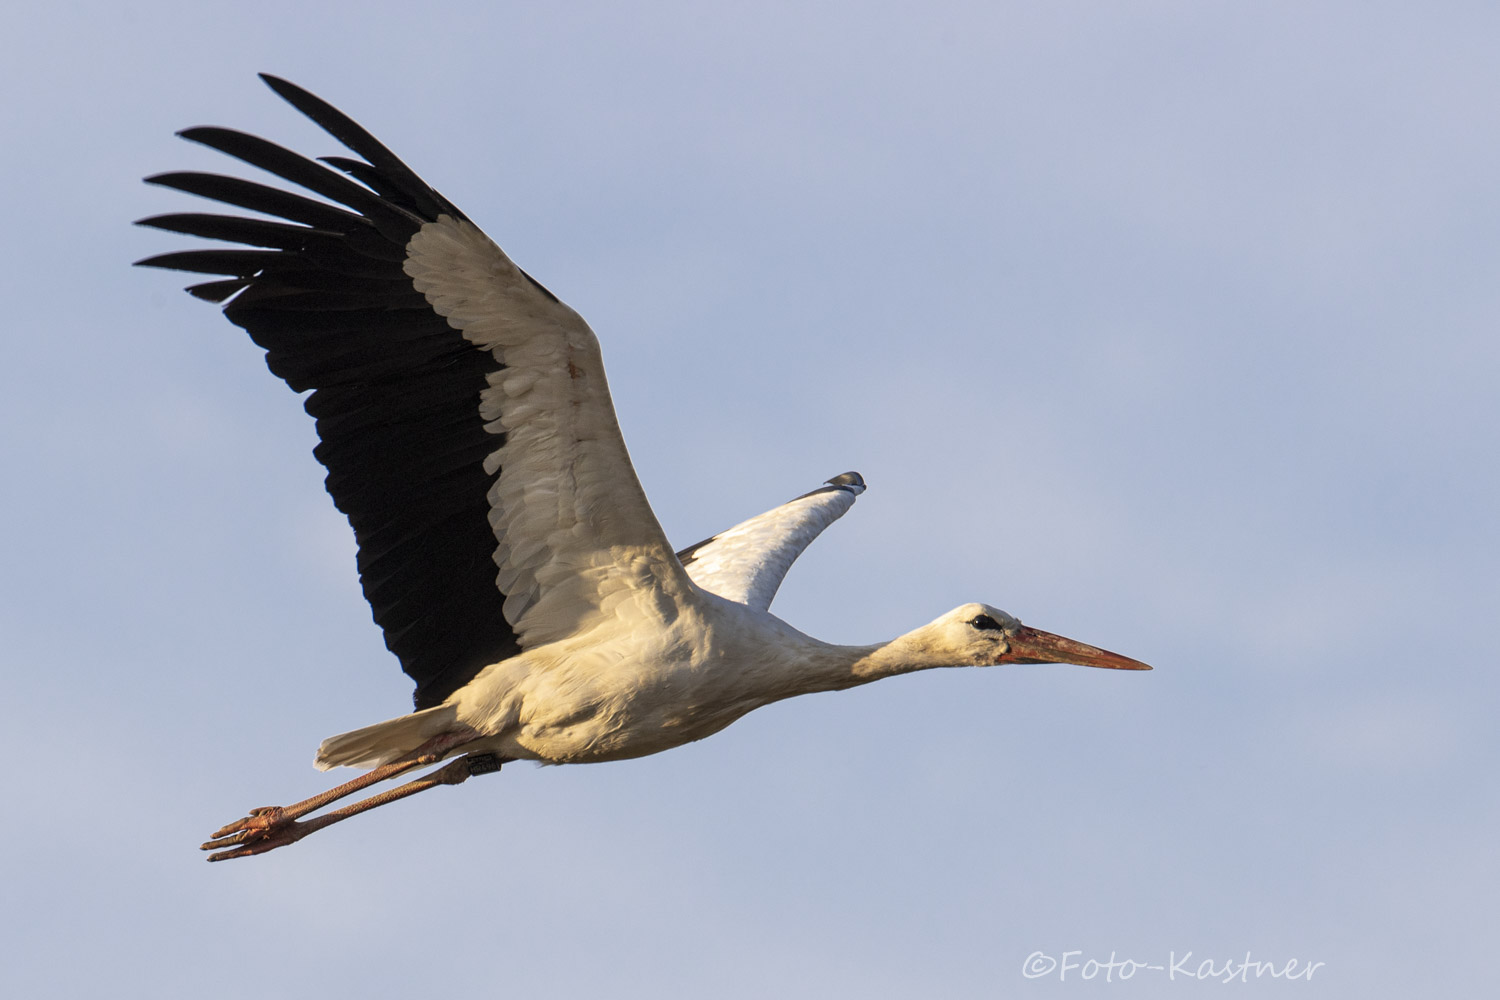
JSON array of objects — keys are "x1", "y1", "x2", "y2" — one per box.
[
  {"x1": 137, "y1": 76, "x2": 1150, "y2": 862},
  {"x1": 677, "y1": 473, "x2": 865, "y2": 610}
]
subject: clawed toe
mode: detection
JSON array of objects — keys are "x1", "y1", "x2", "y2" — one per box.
[
  {"x1": 203, "y1": 824, "x2": 307, "y2": 862},
  {"x1": 200, "y1": 827, "x2": 260, "y2": 851},
  {"x1": 207, "y1": 806, "x2": 286, "y2": 842}
]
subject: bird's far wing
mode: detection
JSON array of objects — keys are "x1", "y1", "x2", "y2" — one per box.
[
  {"x1": 676, "y1": 472, "x2": 865, "y2": 611},
  {"x1": 137, "y1": 75, "x2": 693, "y2": 709}
]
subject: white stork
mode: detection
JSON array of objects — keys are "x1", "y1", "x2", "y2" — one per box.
[{"x1": 137, "y1": 76, "x2": 1151, "y2": 862}]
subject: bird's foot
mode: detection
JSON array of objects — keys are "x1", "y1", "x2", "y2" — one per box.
[
  {"x1": 201, "y1": 806, "x2": 312, "y2": 861},
  {"x1": 208, "y1": 805, "x2": 284, "y2": 840}
]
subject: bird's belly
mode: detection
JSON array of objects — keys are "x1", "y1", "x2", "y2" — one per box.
[
  {"x1": 520, "y1": 695, "x2": 759, "y2": 763},
  {"x1": 507, "y1": 657, "x2": 767, "y2": 765}
]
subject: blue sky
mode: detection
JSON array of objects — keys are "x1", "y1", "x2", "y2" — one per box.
[{"x1": 2, "y1": 2, "x2": 1496, "y2": 996}]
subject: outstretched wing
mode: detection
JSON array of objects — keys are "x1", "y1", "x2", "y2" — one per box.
[
  {"x1": 138, "y1": 75, "x2": 693, "y2": 710},
  {"x1": 676, "y1": 472, "x2": 865, "y2": 610}
]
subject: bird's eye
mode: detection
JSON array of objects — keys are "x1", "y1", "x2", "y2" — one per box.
[{"x1": 969, "y1": 614, "x2": 1003, "y2": 631}]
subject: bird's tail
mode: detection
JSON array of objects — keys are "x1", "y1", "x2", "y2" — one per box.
[{"x1": 314, "y1": 704, "x2": 460, "y2": 771}]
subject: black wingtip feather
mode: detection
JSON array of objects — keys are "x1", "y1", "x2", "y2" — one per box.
[
  {"x1": 320, "y1": 156, "x2": 423, "y2": 214},
  {"x1": 257, "y1": 74, "x2": 466, "y2": 222},
  {"x1": 134, "y1": 248, "x2": 281, "y2": 275},
  {"x1": 144, "y1": 171, "x2": 371, "y2": 232},
  {"x1": 136, "y1": 212, "x2": 337, "y2": 251},
  {"x1": 187, "y1": 278, "x2": 251, "y2": 301}
]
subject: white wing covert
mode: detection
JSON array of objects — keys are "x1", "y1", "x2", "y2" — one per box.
[{"x1": 403, "y1": 218, "x2": 695, "y2": 649}]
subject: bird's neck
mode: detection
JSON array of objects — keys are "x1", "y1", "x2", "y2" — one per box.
[{"x1": 770, "y1": 633, "x2": 951, "y2": 697}]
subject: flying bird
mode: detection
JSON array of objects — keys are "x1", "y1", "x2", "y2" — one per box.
[{"x1": 137, "y1": 76, "x2": 1151, "y2": 862}]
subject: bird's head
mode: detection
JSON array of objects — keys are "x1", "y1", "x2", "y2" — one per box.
[{"x1": 882, "y1": 602, "x2": 1152, "y2": 673}]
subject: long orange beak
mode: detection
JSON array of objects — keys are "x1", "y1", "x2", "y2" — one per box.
[{"x1": 1001, "y1": 625, "x2": 1152, "y2": 670}]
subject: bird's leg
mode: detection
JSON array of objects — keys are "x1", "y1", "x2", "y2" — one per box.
[
  {"x1": 202, "y1": 754, "x2": 508, "y2": 862},
  {"x1": 199, "y1": 732, "x2": 480, "y2": 857}
]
